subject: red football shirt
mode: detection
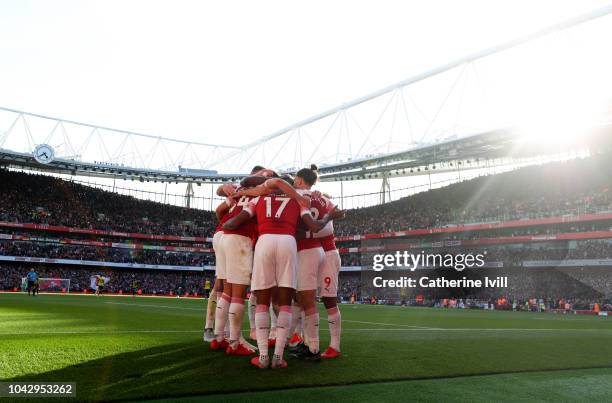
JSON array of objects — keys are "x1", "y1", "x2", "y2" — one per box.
[
  {"x1": 310, "y1": 194, "x2": 335, "y2": 239},
  {"x1": 296, "y1": 192, "x2": 334, "y2": 250},
  {"x1": 312, "y1": 194, "x2": 337, "y2": 251},
  {"x1": 245, "y1": 194, "x2": 309, "y2": 236},
  {"x1": 223, "y1": 194, "x2": 257, "y2": 241},
  {"x1": 214, "y1": 183, "x2": 239, "y2": 234},
  {"x1": 318, "y1": 234, "x2": 336, "y2": 252}
]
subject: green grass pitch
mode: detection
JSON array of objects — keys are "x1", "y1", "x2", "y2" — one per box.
[{"x1": 1, "y1": 293, "x2": 612, "y2": 402}]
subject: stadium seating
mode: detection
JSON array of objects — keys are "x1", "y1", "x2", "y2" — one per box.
[
  {"x1": 1, "y1": 153, "x2": 611, "y2": 308},
  {"x1": 334, "y1": 155, "x2": 611, "y2": 235},
  {"x1": 0, "y1": 169, "x2": 217, "y2": 236},
  {"x1": 0, "y1": 264, "x2": 210, "y2": 296}
]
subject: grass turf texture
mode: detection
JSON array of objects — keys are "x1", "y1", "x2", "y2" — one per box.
[{"x1": 1, "y1": 293, "x2": 612, "y2": 402}]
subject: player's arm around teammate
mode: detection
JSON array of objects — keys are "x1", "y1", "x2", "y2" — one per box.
[
  {"x1": 224, "y1": 185, "x2": 319, "y2": 369},
  {"x1": 232, "y1": 178, "x2": 311, "y2": 210}
]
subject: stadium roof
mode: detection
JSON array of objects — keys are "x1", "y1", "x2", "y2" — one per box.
[
  {"x1": 2, "y1": 122, "x2": 610, "y2": 183},
  {"x1": 1, "y1": 5, "x2": 611, "y2": 183}
]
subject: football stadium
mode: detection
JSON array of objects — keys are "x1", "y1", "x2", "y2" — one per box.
[{"x1": 2, "y1": 2, "x2": 612, "y2": 402}]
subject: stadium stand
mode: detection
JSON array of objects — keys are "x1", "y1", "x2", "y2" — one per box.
[
  {"x1": 0, "y1": 241, "x2": 214, "y2": 266},
  {"x1": 0, "y1": 264, "x2": 210, "y2": 296},
  {"x1": 334, "y1": 154, "x2": 611, "y2": 235},
  {"x1": 0, "y1": 169, "x2": 217, "y2": 236},
  {"x1": 1, "y1": 153, "x2": 611, "y2": 309}
]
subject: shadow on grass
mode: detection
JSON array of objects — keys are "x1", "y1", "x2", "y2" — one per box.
[
  {"x1": 5, "y1": 340, "x2": 328, "y2": 402},
  {"x1": 9, "y1": 337, "x2": 612, "y2": 403},
  {"x1": 7, "y1": 341, "x2": 219, "y2": 401}
]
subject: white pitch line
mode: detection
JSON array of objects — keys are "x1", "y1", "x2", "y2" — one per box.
[
  {"x1": 0, "y1": 291, "x2": 211, "y2": 300},
  {"x1": 2, "y1": 328, "x2": 611, "y2": 336},
  {"x1": 342, "y1": 328, "x2": 612, "y2": 332},
  {"x1": 104, "y1": 301, "x2": 203, "y2": 311},
  {"x1": 0, "y1": 329, "x2": 202, "y2": 335},
  {"x1": 343, "y1": 319, "x2": 439, "y2": 330},
  {"x1": 104, "y1": 304, "x2": 443, "y2": 330},
  {"x1": 0, "y1": 329, "x2": 264, "y2": 335}
]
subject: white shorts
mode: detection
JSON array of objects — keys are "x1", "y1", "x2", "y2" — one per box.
[
  {"x1": 318, "y1": 249, "x2": 341, "y2": 298},
  {"x1": 297, "y1": 247, "x2": 325, "y2": 292},
  {"x1": 251, "y1": 234, "x2": 297, "y2": 291},
  {"x1": 212, "y1": 231, "x2": 226, "y2": 280},
  {"x1": 222, "y1": 234, "x2": 254, "y2": 285}
]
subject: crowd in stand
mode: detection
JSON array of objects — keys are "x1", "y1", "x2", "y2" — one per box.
[
  {"x1": 2, "y1": 155, "x2": 611, "y2": 239},
  {"x1": 334, "y1": 156, "x2": 612, "y2": 235},
  {"x1": 0, "y1": 264, "x2": 211, "y2": 295},
  {"x1": 0, "y1": 228, "x2": 212, "y2": 248},
  {"x1": 340, "y1": 239, "x2": 612, "y2": 267},
  {"x1": 0, "y1": 170, "x2": 217, "y2": 236},
  {"x1": 563, "y1": 267, "x2": 612, "y2": 298},
  {"x1": 340, "y1": 267, "x2": 612, "y2": 305},
  {"x1": 1, "y1": 155, "x2": 612, "y2": 307},
  {"x1": 2, "y1": 262, "x2": 609, "y2": 310},
  {"x1": 0, "y1": 238, "x2": 609, "y2": 268},
  {"x1": 430, "y1": 221, "x2": 612, "y2": 241},
  {"x1": 0, "y1": 241, "x2": 214, "y2": 267}
]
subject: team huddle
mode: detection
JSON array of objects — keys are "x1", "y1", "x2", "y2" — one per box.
[{"x1": 203, "y1": 165, "x2": 344, "y2": 369}]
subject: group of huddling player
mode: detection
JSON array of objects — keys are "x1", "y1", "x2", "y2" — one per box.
[{"x1": 202, "y1": 165, "x2": 344, "y2": 369}]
